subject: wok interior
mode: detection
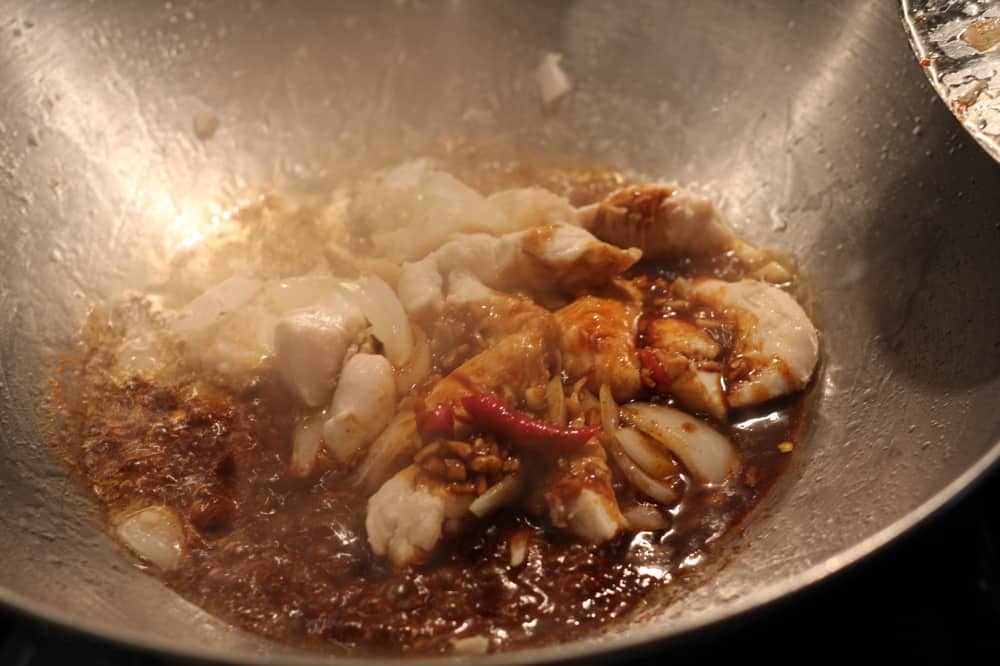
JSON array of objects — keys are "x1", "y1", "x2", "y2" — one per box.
[{"x1": 1, "y1": 1, "x2": 998, "y2": 661}]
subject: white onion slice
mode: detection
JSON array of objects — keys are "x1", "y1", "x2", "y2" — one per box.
[
  {"x1": 614, "y1": 427, "x2": 679, "y2": 479},
  {"x1": 172, "y1": 276, "x2": 262, "y2": 333},
  {"x1": 621, "y1": 403, "x2": 740, "y2": 484},
  {"x1": 509, "y1": 528, "x2": 531, "y2": 568},
  {"x1": 607, "y1": 431, "x2": 679, "y2": 505},
  {"x1": 622, "y1": 504, "x2": 671, "y2": 531},
  {"x1": 350, "y1": 411, "x2": 419, "y2": 494},
  {"x1": 352, "y1": 275, "x2": 414, "y2": 367},
  {"x1": 394, "y1": 325, "x2": 430, "y2": 393},
  {"x1": 115, "y1": 506, "x2": 185, "y2": 570},
  {"x1": 598, "y1": 384, "x2": 619, "y2": 434},
  {"x1": 469, "y1": 475, "x2": 523, "y2": 518},
  {"x1": 450, "y1": 635, "x2": 491, "y2": 655},
  {"x1": 546, "y1": 375, "x2": 567, "y2": 426},
  {"x1": 290, "y1": 409, "x2": 327, "y2": 478},
  {"x1": 536, "y1": 52, "x2": 573, "y2": 107}
]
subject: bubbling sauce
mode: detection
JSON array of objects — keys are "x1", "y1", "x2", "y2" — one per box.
[{"x1": 51, "y1": 162, "x2": 811, "y2": 655}]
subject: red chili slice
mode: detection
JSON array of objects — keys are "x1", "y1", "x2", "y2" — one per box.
[
  {"x1": 416, "y1": 403, "x2": 455, "y2": 442},
  {"x1": 460, "y1": 393, "x2": 599, "y2": 454},
  {"x1": 638, "y1": 348, "x2": 673, "y2": 387}
]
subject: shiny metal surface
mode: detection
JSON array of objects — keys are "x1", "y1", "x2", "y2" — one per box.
[
  {"x1": 1, "y1": 1, "x2": 998, "y2": 663},
  {"x1": 903, "y1": 0, "x2": 1000, "y2": 162}
]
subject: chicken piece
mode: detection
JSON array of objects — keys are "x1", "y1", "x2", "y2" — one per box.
[
  {"x1": 397, "y1": 259, "x2": 446, "y2": 317},
  {"x1": 273, "y1": 300, "x2": 367, "y2": 407},
  {"x1": 173, "y1": 275, "x2": 361, "y2": 379},
  {"x1": 556, "y1": 289, "x2": 643, "y2": 403},
  {"x1": 426, "y1": 323, "x2": 559, "y2": 409},
  {"x1": 352, "y1": 161, "x2": 587, "y2": 264},
  {"x1": 684, "y1": 278, "x2": 819, "y2": 407},
  {"x1": 396, "y1": 234, "x2": 520, "y2": 317},
  {"x1": 349, "y1": 160, "x2": 509, "y2": 262},
  {"x1": 447, "y1": 274, "x2": 562, "y2": 344},
  {"x1": 669, "y1": 367, "x2": 727, "y2": 422},
  {"x1": 646, "y1": 317, "x2": 721, "y2": 360},
  {"x1": 545, "y1": 437, "x2": 627, "y2": 543},
  {"x1": 517, "y1": 224, "x2": 642, "y2": 293},
  {"x1": 644, "y1": 318, "x2": 727, "y2": 420},
  {"x1": 366, "y1": 465, "x2": 473, "y2": 567},
  {"x1": 396, "y1": 225, "x2": 640, "y2": 318},
  {"x1": 578, "y1": 184, "x2": 736, "y2": 259},
  {"x1": 488, "y1": 187, "x2": 577, "y2": 228},
  {"x1": 323, "y1": 353, "x2": 397, "y2": 466}
]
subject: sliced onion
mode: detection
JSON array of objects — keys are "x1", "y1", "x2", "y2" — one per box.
[
  {"x1": 351, "y1": 275, "x2": 413, "y2": 367},
  {"x1": 622, "y1": 504, "x2": 671, "y2": 531},
  {"x1": 509, "y1": 528, "x2": 531, "y2": 568},
  {"x1": 621, "y1": 403, "x2": 740, "y2": 484},
  {"x1": 607, "y1": 431, "x2": 679, "y2": 505},
  {"x1": 172, "y1": 276, "x2": 262, "y2": 333},
  {"x1": 450, "y1": 635, "x2": 491, "y2": 655},
  {"x1": 469, "y1": 475, "x2": 523, "y2": 518},
  {"x1": 394, "y1": 325, "x2": 430, "y2": 393},
  {"x1": 537, "y1": 52, "x2": 573, "y2": 107},
  {"x1": 290, "y1": 409, "x2": 327, "y2": 478},
  {"x1": 259, "y1": 275, "x2": 352, "y2": 315},
  {"x1": 115, "y1": 506, "x2": 185, "y2": 570},
  {"x1": 614, "y1": 427, "x2": 679, "y2": 479},
  {"x1": 546, "y1": 375, "x2": 567, "y2": 426},
  {"x1": 349, "y1": 411, "x2": 419, "y2": 494},
  {"x1": 598, "y1": 384, "x2": 619, "y2": 434}
]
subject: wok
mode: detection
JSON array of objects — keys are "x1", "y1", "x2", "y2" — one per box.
[{"x1": 1, "y1": 1, "x2": 998, "y2": 663}]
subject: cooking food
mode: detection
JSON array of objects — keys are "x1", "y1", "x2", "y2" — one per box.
[{"x1": 51, "y1": 158, "x2": 819, "y2": 655}]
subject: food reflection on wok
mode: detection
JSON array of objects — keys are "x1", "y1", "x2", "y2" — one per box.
[{"x1": 53, "y1": 159, "x2": 818, "y2": 655}]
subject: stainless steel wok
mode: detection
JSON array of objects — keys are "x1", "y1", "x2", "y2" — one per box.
[{"x1": 1, "y1": 1, "x2": 998, "y2": 663}]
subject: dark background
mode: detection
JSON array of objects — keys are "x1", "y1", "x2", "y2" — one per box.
[{"x1": 3, "y1": 466, "x2": 1000, "y2": 665}]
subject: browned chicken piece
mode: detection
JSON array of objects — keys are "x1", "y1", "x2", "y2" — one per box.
[
  {"x1": 644, "y1": 317, "x2": 727, "y2": 421},
  {"x1": 425, "y1": 288, "x2": 560, "y2": 410},
  {"x1": 556, "y1": 285, "x2": 643, "y2": 403},
  {"x1": 646, "y1": 317, "x2": 721, "y2": 359},
  {"x1": 397, "y1": 224, "x2": 641, "y2": 318},
  {"x1": 685, "y1": 278, "x2": 819, "y2": 408},
  {"x1": 426, "y1": 324, "x2": 559, "y2": 409},
  {"x1": 578, "y1": 184, "x2": 736, "y2": 259},
  {"x1": 545, "y1": 436, "x2": 627, "y2": 543}
]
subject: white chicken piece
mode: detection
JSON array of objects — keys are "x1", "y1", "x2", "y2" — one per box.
[
  {"x1": 351, "y1": 161, "x2": 589, "y2": 264},
  {"x1": 517, "y1": 224, "x2": 642, "y2": 292},
  {"x1": 684, "y1": 278, "x2": 819, "y2": 407},
  {"x1": 366, "y1": 466, "x2": 473, "y2": 567},
  {"x1": 646, "y1": 317, "x2": 721, "y2": 359},
  {"x1": 323, "y1": 353, "x2": 397, "y2": 466},
  {"x1": 556, "y1": 290, "x2": 643, "y2": 403},
  {"x1": 644, "y1": 317, "x2": 727, "y2": 421},
  {"x1": 487, "y1": 187, "x2": 578, "y2": 228},
  {"x1": 670, "y1": 369, "x2": 727, "y2": 422},
  {"x1": 397, "y1": 233, "x2": 520, "y2": 316},
  {"x1": 349, "y1": 160, "x2": 509, "y2": 262},
  {"x1": 578, "y1": 184, "x2": 736, "y2": 259},
  {"x1": 273, "y1": 299, "x2": 367, "y2": 407},
  {"x1": 545, "y1": 438, "x2": 627, "y2": 543},
  {"x1": 171, "y1": 275, "x2": 362, "y2": 379},
  {"x1": 397, "y1": 225, "x2": 639, "y2": 318}
]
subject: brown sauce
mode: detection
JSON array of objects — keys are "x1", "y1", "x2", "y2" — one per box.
[{"x1": 50, "y1": 166, "x2": 809, "y2": 655}]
